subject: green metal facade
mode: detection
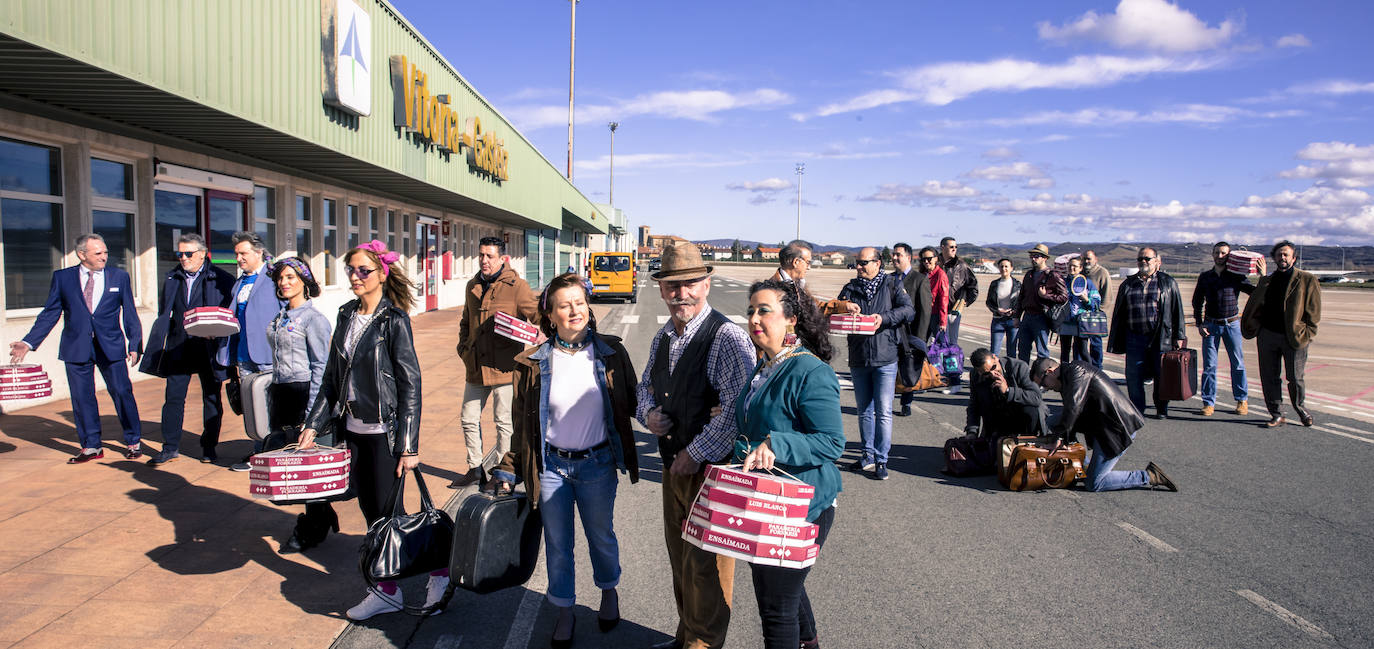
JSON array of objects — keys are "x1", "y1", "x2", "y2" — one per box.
[{"x1": 0, "y1": 0, "x2": 605, "y2": 234}]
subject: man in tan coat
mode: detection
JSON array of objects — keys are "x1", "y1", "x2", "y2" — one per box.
[
  {"x1": 1241, "y1": 240, "x2": 1322, "y2": 428},
  {"x1": 451, "y1": 236, "x2": 539, "y2": 487}
]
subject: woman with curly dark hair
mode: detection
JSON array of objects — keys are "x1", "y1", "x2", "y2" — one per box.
[{"x1": 735, "y1": 279, "x2": 843, "y2": 649}]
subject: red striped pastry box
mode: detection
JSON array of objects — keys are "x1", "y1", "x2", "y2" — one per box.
[
  {"x1": 1227, "y1": 250, "x2": 1264, "y2": 275},
  {"x1": 683, "y1": 465, "x2": 820, "y2": 568},
  {"x1": 184, "y1": 306, "x2": 240, "y2": 338},
  {"x1": 248, "y1": 446, "x2": 351, "y2": 503},
  {"x1": 0, "y1": 364, "x2": 52, "y2": 401},
  {"x1": 828, "y1": 314, "x2": 879, "y2": 335},
  {"x1": 493, "y1": 311, "x2": 539, "y2": 345},
  {"x1": 682, "y1": 519, "x2": 820, "y2": 568},
  {"x1": 1053, "y1": 253, "x2": 1081, "y2": 276}
]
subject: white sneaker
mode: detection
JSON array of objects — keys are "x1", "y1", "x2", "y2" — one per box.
[
  {"x1": 942, "y1": 385, "x2": 962, "y2": 395},
  {"x1": 423, "y1": 574, "x2": 450, "y2": 616},
  {"x1": 346, "y1": 587, "x2": 403, "y2": 621}
]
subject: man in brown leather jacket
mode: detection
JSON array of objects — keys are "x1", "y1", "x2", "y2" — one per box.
[{"x1": 451, "y1": 236, "x2": 538, "y2": 487}]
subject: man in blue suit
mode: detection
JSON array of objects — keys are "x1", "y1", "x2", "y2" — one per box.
[
  {"x1": 216, "y1": 231, "x2": 283, "y2": 470},
  {"x1": 9, "y1": 234, "x2": 144, "y2": 464}
]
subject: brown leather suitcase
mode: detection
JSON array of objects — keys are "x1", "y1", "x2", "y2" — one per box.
[
  {"x1": 1158, "y1": 348, "x2": 1198, "y2": 402},
  {"x1": 996, "y1": 436, "x2": 1058, "y2": 486},
  {"x1": 1003, "y1": 439, "x2": 1087, "y2": 491}
]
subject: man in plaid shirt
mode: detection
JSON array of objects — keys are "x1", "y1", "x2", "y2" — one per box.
[
  {"x1": 637, "y1": 242, "x2": 754, "y2": 649},
  {"x1": 1108, "y1": 247, "x2": 1187, "y2": 418},
  {"x1": 1191, "y1": 242, "x2": 1263, "y2": 417}
]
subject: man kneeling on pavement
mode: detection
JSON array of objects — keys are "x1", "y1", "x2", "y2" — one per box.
[
  {"x1": 964, "y1": 348, "x2": 1047, "y2": 438},
  {"x1": 1030, "y1": 357, "x2": 1178, "y2": 492}
]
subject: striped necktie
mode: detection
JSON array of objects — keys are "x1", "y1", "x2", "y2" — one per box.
[{"x1": 83, "y1": 270, "x2": 95, "y2": 312}]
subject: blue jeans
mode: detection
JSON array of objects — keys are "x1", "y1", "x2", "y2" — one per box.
[
  {"x1": 989, "y1": 316, "x2": 1019, "y2": 357},
  {"x1": 540, "y1": 444, "x2": 621, "y2": 607},
  {"x1": 1016, "y1": 313, "x2": 1052, "y2": 362},
  {"x1": 1200, "y1": 320, "x2": 1248, "y2": 406},
  {"x1": 1089, "y1": 335, "x2": 1104, "y2": 370},
  {"x1": 851, "y1": 363, "x2": 897, "y2": 464},
  {"x1": 1123, "y1": 332, "x2": 1161, "y2": 415},
  {"x1": 1084, "y1": 432, "x2": 1149, "y2": 491}
]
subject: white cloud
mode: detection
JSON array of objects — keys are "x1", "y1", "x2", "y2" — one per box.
[
  {"x1": 858, "y1": 181, "x2": 980, "y2": 205},
  {"x1": 1277, "y1": 34, "x2": 1311, "y2": 48},
  {"x1": 574, "y1": 152, "x2": 750, "y2": 174},
  {"x1": 926, "y1": 104, "x2": 1301, "y2": 129},
  {"x1": 1296, "y1": 141, "x2": 1374, "y2": 161},
  {"x1": 920, "y1": 145, "x2": 960, "y2": 155},
  {"x1": 808, "y1": 54, "x2": 1219, "y2": 117},
  {"x1": 1038, "y1": 0, "x2": 1239, "y2": 53},
  {"x1": 965, "y1": 161, "x2": 1052, "y2": 184},
  {"x1": 508, "y1": 88, "x2": 793, "y2": 130},
  {"x1": 1288, "y1": 79, "x2": 1374, "y2": 96},
  {"x1": 1024, "y1": 178, "x2": 1056, "y2": 189},
  {"x1": 982, "y1": 146, "x2": 1019, "y2": 160},
  {"x1": 727, "y1": 178, "x2": 794, "y2": 193}
]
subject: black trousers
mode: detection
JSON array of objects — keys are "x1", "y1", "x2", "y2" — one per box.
[
  {"x1": 1256, "y1": 328, "x2": 1308, "y2": 417},
  {"x1": 346, "y1": 430, "x2": 402, "y2": 527},
  {"x1": 269, "y1": 382, "x2": 338, "y2": 538},
  {"x1": 161, "y1": 367, "x2": 223, "y2": 455},
  {"x1": 748, "y1": 506, "x2": 836, "y2": 649}
]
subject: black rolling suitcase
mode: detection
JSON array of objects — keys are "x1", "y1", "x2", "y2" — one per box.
[{"x1": 448, "y1": 491, "x2": 542, "y2": 594}]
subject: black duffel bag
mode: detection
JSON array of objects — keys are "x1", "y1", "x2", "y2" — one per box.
[{"x1": 359, "y1": 467, "x2": 454, "y2": 615}]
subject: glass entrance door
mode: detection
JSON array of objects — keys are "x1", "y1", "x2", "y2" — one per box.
[
  {"x1": 155, "y1": 183, "x2": 248, "y2": 280},
  {"x1": 207, "y1": 191, "x2": 248, "y2": 271},
  {"x1": 419, "y1": 221, "x2": 439, "y2": 311},
  {"x1": 154, "y1": 187, "x2": 202, "y2": 280}
]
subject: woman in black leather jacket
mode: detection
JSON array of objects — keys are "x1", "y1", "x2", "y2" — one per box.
[{"x1": 297, "y1": 240, "x2": 434, "y2": 621}]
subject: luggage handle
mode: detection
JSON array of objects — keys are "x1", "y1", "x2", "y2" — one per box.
[{"x1": 383, "y1": 466, "x2": 438, "y2": 519}]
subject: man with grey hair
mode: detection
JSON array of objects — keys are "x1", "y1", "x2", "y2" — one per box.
[
  {"x1": 142, "y1": 233, "x2": 237, "y2": 466},
  {"x1": 771, "y1": 239, "x2": 851, "y2": 316},
  {"x1": 216, "y1": 231, "x2": 283, "y2": 469},
  {"x1": 10, "y1": 234, "x2": 145, "y2": 464}
]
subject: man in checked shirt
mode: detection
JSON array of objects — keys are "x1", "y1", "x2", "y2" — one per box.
[{"x1": 637, "y1": 242, "x2": 755, "y2": 649}]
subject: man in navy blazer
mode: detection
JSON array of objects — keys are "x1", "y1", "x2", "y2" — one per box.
[
  {"x1": 9, "y1": 234, "x2": 144, "y2": 464},
  {"x1": 216, "y1": 231, "x2": 283, "y2": 470},
  {"x1": 142, "y1": 233, "x2": 236, "y2": 466}
]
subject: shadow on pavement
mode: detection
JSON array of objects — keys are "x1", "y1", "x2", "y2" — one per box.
[{"x1": 115, "y1": 461, "x2": 357, "y2": 618}]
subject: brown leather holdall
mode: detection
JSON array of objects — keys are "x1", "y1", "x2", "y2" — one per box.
[
  {"x1": 996, "y1": 436, "x2": 1056, "y2": 486},
  {"x1": 1002, "y1": 438, "x2": 1087, "y2": 491}
]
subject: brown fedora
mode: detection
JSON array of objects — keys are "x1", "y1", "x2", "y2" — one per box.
[{"x1": 652, "y1": 241, "x2": 714, "y2": 281}]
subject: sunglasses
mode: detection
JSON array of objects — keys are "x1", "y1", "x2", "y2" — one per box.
[
  {"x1": 1137, "y1": 256, "x2": 1154, "y2": 262},
  {"x1": 920, "y1": 256, "x2": 937, "y2": 262},
  {"x1": 856, "y1": 259, "x2": 878, "y2": 266},
  {"x1": 1029, "y1": 253, "x2": 1047, "y2": 259},
  {"x1": 347, "y1": 265, "x2": 379, "y2": 279},
  {"x1": 175, "y1": 251, "x2": 201, "y2": 259}
]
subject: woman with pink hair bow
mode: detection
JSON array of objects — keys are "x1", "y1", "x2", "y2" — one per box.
[{"x1": 297, "y1": 241, "x2": 441, "y2": 620}]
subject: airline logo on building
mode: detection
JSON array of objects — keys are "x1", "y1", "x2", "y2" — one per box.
[
  {"x1": 389, "y1": 55, "x2": 511, "y2": 183},
  {"x1": 322, "y1": 0, "x2": 371, "y2": 117}
]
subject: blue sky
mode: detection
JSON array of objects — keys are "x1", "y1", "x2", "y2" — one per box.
[{"x1": 392, "y1": 0, "x2": 1374, "y2": 247}]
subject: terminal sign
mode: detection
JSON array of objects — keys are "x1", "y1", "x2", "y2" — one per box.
[{"x1": 389, "y1": 55, "x2": 510, "y2": 182}]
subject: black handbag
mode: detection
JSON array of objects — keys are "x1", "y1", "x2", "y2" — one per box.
[
  {"x1": 359, "y1": 467, "x2": 454, "y2": 614},
  {"x1": 225, "y1": 367, "x2": 243, "y2": 416}
]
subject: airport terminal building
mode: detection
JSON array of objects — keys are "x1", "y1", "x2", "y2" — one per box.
[{"x1": 0, "y1": 0, "x2": 611, "y2": 404}]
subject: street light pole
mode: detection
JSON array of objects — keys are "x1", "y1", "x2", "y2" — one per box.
[
  {"x1": 566, "y1": 0, "x2": 577, "y2": 180},
  {"x1": 608, "y1": 122, "x2": 618, "y2": 206},
  {"x1": 795, "y1": 162, "x2": 805, "y2": 241}
]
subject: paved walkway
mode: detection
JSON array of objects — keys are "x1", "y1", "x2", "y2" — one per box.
[{"x1": 0, "y1": 305, "x2": 596, "y2": 649}]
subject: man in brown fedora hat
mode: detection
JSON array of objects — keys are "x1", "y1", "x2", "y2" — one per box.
[{"x1": 637, "y1": 241, "x2": 754, "y2": 649}]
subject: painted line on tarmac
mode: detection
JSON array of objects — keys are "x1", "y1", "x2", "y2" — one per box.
[
  {"x1": 621, "y1": 314, "x2": 640, "y2": 324},
  {"x1": 503, "y1": 589, "x2": 542, "y2": 649},
  {"x1": 657, "y1": 315, "x2": 671, "y2": 324},
  {"x1": 1312, "y1": 425, "x2": 1374, "y2": 445},
  {"x1": 1328, "y1": 422, "x2": 1374, "y2": 436},
  {"x1": 1234, "y1": 589, "x2": 1334, "y2": 640},
  {"x1": 1053, "y1": 488, "x2": 1079, "y2": 499},
  {"x1": 435, "y1": 634, "x2": 462, "y2": 649},
  {"x1": 1116, "y1": 522, "x2": 1179, "y2": 553},
  {"x1": 939, "y1": 422, "x2": 962, "y2": 434}
]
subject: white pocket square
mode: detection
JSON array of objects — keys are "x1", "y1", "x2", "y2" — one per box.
[{"x1": 108, "y1": 287, "x2": 120, "y2": 292}]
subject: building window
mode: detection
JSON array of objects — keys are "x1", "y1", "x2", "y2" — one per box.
[
  {"x1": 323, "y1": 198, "x2": 338, "y2": 286},
  {"x1": 402, "y1": 214, "x2": 412, "y2": 258},
  {"x1": 387, "y1": 210, "x2": 396, "y2": 250},
  {"x1": 253, "y1": 185, "x2": 277, "y2": 252},
  {"x1": 90, "y1": 158, "x2": 136, "y2": 279},
  {"x1": 295, "y1": 194, "x2": 312, "y2": 261},
  {"x1": 348, "y1": 204, "x2": 359, "y2": 249},
  {"x1": 1, "y1": 138, "x2": 64, "y2": 310},
  {"x1": 367, "y1": 207, "x2": 378, "y2": 242}
]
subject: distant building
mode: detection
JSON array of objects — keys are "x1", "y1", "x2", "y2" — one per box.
[
  {"x1": 754, "y1": 246, "x2": 780, "y2": 261},
  {"x1": 825, "y1": 251, "x2": 847, "y2": 265}
]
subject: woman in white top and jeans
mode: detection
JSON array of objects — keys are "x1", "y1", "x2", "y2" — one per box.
[
  {"x1": 493, "y1": 272, "x2": 640, "y2": 649},
  {"x1": 984, "y1": 258, "x2": 1021, "y2": 356}
]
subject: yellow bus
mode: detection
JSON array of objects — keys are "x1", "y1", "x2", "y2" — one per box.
[{"x1": 588, "y1": 252, "x2": 637, "y2": 303}]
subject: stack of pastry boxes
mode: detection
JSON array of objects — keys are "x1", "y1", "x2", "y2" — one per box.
[
  {"x1": 1227, "y1": 250, "x2": 1264, "y2": 275},
  {"x1": 183, "y1": 306, "x2": 240, "y2": 338},
  {"x1": 248, "y1": 447, "x2": 352, "y2": 501},
  {"x1": 683, "y1": 465, "x2": 820, "y2": 568},
  {"x1": 827, "y1": 314, "x2": 879, "y2": 336},
  {"x1": 0, "y1": 364, "x2": 52, "y2": 400},
  {"x1": 494, "y1": 311, "x2": 539, "y2": 345}
]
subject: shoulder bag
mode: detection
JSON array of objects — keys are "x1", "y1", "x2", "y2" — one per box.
[{"x1": 359, "y1": 467, "x2": 455, "y2": 615}]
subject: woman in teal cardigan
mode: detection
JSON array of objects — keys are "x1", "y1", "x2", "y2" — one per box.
[{"x1": 735, "y1": 279, "x2": 844, "y2": 649}]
